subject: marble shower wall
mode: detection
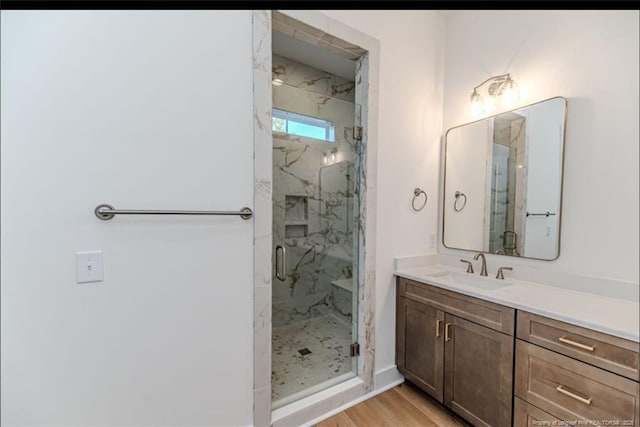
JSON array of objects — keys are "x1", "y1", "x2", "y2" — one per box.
[
  {"x1": 489, "y1": 143, "x2": 511, "y2": 253},
  {"x1": 490, "y1": 115, "x2": 526, "y2": 255},
  {"x1": 511, "y1": 117, "x2": 527, "y2": 255},
  {"x1": 271, "y1": 54, "x2": 357, "y2": 327},
  {"x1": 272, "y1": 54, "x2": 355, "y2": 103},
  {"x1": 252, "y1": 10, "x2": 273, "y2": 427}
]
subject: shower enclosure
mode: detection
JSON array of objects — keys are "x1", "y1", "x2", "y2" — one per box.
[
  {"x1": 270, "y1": 45, "x2": 361, "y2": 407},
  {"x1": 488, "y1": 113, "x2": 527, "y2": 256}
]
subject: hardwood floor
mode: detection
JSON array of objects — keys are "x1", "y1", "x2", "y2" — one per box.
[{"x1": 314, "y1": 382, "x2": 469, "y2": 427}]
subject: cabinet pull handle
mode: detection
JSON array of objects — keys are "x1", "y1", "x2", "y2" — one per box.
[
  {"x1": 435, "y1": 319, "x2": 442, "y2": 337},
  {"x1": 555, "y1": 385, "x2": 592, "y2": 405},
  {"x1": 558, "y1": 336, "x2": 595, "y2": 352},
  {"x1": 445, "y1": 323, "x2": 452, "y2": 342}
]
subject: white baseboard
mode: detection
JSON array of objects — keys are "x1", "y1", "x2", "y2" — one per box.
[
  {"x1": 300, "y1": 366, "x2": 405, "y2": 426},
  {"x1": 373, "y1": 364, "x2": 404, "y2": 389}
]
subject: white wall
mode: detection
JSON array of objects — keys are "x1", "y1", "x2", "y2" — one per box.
[
  {"x1": 1, "y1": 11, "x2": 254, "y2": 426},
  {"x1": 443, "y1": 120, "x2": 490, "y2": 251},
  {"x1": 321, "y1": 10, "x2": 446, "y2": 377},
  {"x1": 442, "y1": 11, "x2": 639, "y2": 284},
  {"x1": 520, "y1": 100, "x2": 565, "y2": 259}
]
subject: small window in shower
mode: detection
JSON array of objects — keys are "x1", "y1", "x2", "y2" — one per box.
[{"x1": 272, "y1": 108, "x2": 335, "y2": 142}]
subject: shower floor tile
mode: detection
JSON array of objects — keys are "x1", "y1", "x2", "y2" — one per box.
[{"x1": 272, "y1": 312, "x2": 353, "y2": 403}]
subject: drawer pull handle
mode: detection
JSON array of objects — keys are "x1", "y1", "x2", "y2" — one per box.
[
  {"x1": 445, "y1": 323, "x2": 452, "y2": 342},
  {"x1": 435, "y1": 319, "x2": 442, "y2": 337},
  {"x1": 555, "y1": 385, "x2": 592, "y2": 405},
  {"x1": 558, "y1": 336, "x2": 596, "y2": 352}
]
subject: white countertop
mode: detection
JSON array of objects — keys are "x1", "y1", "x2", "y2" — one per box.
[{"x1": 395, "y1": 263, "x2": 640, "y2": 343}]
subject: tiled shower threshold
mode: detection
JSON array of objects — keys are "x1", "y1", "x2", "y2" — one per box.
[{"x1": 272, "y1": 372, "x2": 356, "y2": 410}]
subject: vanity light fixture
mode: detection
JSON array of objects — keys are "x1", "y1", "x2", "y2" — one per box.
[
  {"x1": 469, "y1": 73, "x2": 520, "y2": 117},
  {"x1": 272, "y1": 78, "x2": 284, "y2": 86}
]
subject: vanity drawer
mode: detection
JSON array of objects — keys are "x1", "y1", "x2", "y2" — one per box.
[
  {"x1": 514, "y1": 397, "x2": 563, "y2": 426},
  {"x1": 517, "y1": 311, "x2": 640, "y2": 381},
  {"x1": 515, "y1": 340, "x2": 640, "y2": 425},
  {"x1": 397, "y1": 277, "x2": 514, "y2": 335}
]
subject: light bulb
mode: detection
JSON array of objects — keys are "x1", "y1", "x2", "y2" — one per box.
[
  {"x1": 470, "y1": 91, "x2": 485, "y2": 117},
  {"x1": 500, "y1": 78, "x2": 519, "y2": 107},
  {"x1": 324, "y1": 149, "x2": 337, "y2": 165},
  {"x1": 272, "y1": 78, "x2": 283, "y2": 86}
]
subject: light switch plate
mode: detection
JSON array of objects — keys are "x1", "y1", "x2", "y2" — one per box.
[{"x1": 76, "y1": 251, "x2": 104, "y2": 283}]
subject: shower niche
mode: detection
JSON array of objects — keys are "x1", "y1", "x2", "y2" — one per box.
[
  {"x1": 284, "y1": 195, "x2": 308, "y2": 220},
  {"x1": 284, "y1": 195, "x2": 309, "y2": 238}
]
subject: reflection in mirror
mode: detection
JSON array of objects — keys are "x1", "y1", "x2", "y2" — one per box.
[{"x1": 443, "y1": 97, "x2": 567, "y2": 260}]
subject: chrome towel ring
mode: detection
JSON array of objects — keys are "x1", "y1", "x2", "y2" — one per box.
[
  {"x1": 454, "y1": 191, "x2": 467, "y2": 212},
  {"x1": 412, "y1": 188, "x2": 427, "y2": 211}
]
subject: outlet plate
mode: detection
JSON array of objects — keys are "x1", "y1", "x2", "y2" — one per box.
[{"x1": 429, "y1": 232, "x2": 437, "y2": 248}]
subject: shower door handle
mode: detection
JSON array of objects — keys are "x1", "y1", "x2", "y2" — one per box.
[{"x1": 275, "y1": 245, "x2": 287, "y2": 281}]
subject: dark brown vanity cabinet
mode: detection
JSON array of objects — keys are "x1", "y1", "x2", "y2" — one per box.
[
  {"x1": 396, "y1": 297, "x2": 445, "y2": 400},
  {"x1": 396, "y1": 297, "x2": 444, "y2": 402},
  {"x1": 515, "y1": 311, "x2": 640, "y2": 426},
  {"x1": 444, "y1": 314, "x2": 514, "y2": 426},
  {"x1": 396, "y1": 277, "x2": 516, "y2": 427}
]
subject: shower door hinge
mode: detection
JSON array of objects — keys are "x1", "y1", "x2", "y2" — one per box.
[
  {"x1": 350, "y1": 342, "x2": 360, "y2": 357},
  {"x1": 353, "y1": 126, "x2": 363, "y2": 141}
]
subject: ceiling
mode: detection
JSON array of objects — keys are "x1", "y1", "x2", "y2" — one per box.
[{"x1": 272, "y1": 30, "x2": 357, "y2": 82}]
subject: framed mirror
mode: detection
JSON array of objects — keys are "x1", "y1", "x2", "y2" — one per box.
[{"x1": 442, "y1": 96, "x2": 567, "y2": 260}]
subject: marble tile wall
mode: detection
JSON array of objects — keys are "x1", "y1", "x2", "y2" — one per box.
[
  {"x1": 490, "y1": 116, "x2": 526, "y2": 255},
  {"x1": 252, "y1": 10, "x2": 273, "y2": 427},
  {"x1": 353, "y1": 52, "x2": 376, "y2": 391},
  {"x1": 328, "y1": 279, "x2": 353, "y2": 324},
  {"x1": 272, "y1": 54, "x2": 355, "y2": 103},
  {"x1": 489, "y1": 143, "x2": 510, "y2": 252},
  {"x1": 511, "y1": 117, "x2": 526, "y2": 255},
  {"x1": 271, "y1": 54, "x2": 357, "y2": 328}
]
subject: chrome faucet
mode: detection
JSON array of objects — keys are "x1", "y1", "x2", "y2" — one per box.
[
  {"x1": 496, "y1": 267, "x2": 513, "y2": 280},
  {"x1": 460, "y1": 259, "x2": 474, "y2": 273},
  {"x1": 473, "y1": 252, "x2": 488, "y2": 276}
]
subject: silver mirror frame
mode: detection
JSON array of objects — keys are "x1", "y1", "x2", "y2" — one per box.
[{"x1": 441, "y1": 96, "x2": 568, "y2": 261}]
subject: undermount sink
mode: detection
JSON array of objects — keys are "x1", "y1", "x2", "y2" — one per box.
[{"x1": 427, "y1": 270, "x2": 514, "y2": 291}]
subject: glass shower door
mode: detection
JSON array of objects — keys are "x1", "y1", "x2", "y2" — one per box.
[{"x1": 270, "y1": 80, "x2": 360, "y2": 408}]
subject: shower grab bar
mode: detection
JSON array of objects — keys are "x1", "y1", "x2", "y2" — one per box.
[
  {"x1": 526, "y1": 211, "x2": 556, "y2": 218},
  {"x1": 94, "y1": 204, "x2": 253, "y2": 221}
]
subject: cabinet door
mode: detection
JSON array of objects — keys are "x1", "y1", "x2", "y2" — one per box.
[
  {"x1": 444, "y1": 314, "x2": 514, "y2": 427},
  {"x1": 396, "y1": 296, "x2": 445, "y2": 402}
]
